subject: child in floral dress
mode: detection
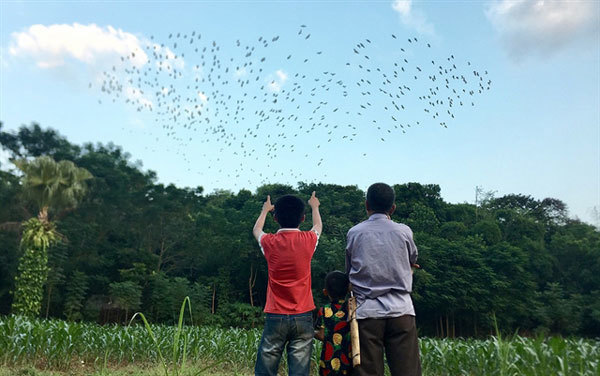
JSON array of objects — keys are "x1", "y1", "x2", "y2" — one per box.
[{"x1": 315, "y1": 271, "x2": 352, "y2": 376}]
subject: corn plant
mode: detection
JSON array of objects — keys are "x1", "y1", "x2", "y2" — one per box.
[{"x1": 1, "y1": 313, "x2": 599, "y2": 375}]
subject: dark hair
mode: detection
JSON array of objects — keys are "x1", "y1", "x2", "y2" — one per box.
[
  {"x1": 274, "y1": 195, "x2": 305, "y2": 228},
  {"x1": 366, "y1": 182, "x2": 395, "y2": 213},
  {"x1": 325, "y1": 271, "x2": 349, "y2": 301}
]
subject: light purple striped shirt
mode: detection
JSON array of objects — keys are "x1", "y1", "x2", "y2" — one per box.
[{"x1": 346, "y1": 213, "x2": 418, "y2": 319}]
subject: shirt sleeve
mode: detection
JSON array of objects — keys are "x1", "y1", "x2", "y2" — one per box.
[
  {"x1": 308, "y1": 230, "x2": 319, "y2": 254},
  {"x1": 405, "y1": 228, "x2": 418, "y2": 264},
  {"x1": 258, "y1": 232, "x2": 266, "y2": 256},
  {"x1": 345, "y1": 231, "x2": 353, "y2": 275}
]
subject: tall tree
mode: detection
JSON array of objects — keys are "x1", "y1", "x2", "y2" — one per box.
[{"x1": 11, "y1": 156, "x2": 92, "y2": 316}]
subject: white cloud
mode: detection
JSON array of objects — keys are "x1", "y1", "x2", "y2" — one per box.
[
  {"x1": 129, "y1": 117, "x2": 145, "y2": 129},
  {"x1": 234, "y1": 67, "x2": 247, "y2": 77},
  {"x1": 486, "y1": 0, "x2": 599, "y2": 59},
  {"x1": 192, "y1": 64, "x2": 203, "y2": 80},
  {"x1": 276, "y1": 70, "x2": 288, "y2": 82},
  {"x1": 125, "y1": 86, "x2": 153, "y2": 108},
  {"x1": 266, "y1": 69, "x2": 288, "y2": 92},
  {"x1": 6, "y1": 23, "x2": 182, "y2": 110},
  {"x1": 197, "y1": 91, "x2": 208, "y2": 102},
  {"x1": 9, "y1": 23, "x2": 148, "y2": 68},
  {"x1": 152, "y1": 42, "x2": 184, "y2": 71},
  {"x1": 392, "y1": 0, "x2": 411, "y2": 16},
  {"x1": 391, "y1": 0, "x2": 435, "y2": 36}
]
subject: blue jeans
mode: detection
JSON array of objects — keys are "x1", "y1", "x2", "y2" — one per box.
[{"x1": 255, "y1": 312, "x2": 314, "y2": 376}]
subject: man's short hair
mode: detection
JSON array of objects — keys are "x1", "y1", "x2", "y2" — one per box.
[
  {"x1": 274, "y1": 195, "x2": 305, "y2": 228},
  {"x1": 366, "y1": 182, "x2": 396, "y2": 213},
  {"x1": 325, "y1": 271, "x2": 349, "y2": 301}
]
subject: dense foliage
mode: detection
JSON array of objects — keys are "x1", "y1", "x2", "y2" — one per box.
[
  {"x1": 1, "y1": 122, "x2": 599, "y2": 337},
  {"x1": 10, "y1": 218, "x2": 57, "y2": 316},
  {"x1": 1, "y1": 315, "x2": 599, "y2": 375}
]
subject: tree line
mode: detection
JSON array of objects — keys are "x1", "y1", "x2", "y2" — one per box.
[{"x1": 1, "y1": 123, "x2": 599, "y2": 337}]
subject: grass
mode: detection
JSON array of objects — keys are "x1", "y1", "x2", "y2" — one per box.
[
  {"x1": 0, "y1": 364, "x2": 251, "y2": 376},
  {"x1": 1, "y1": 314, "x2": 599, "y2": 375}
]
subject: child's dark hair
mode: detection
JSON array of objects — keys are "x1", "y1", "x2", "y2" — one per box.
[
  {"x1": 274, "y1": 195, "x2": 305, "y2": 228},
  {"x1": 366, "y1": 182, "x2": 395, "y2": 213},
  {"x1": 325, "y1": 271, "x2": 349, "y2": 301}
]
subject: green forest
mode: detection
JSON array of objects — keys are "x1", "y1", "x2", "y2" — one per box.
[{"x1": 1, "y1": 122, "x2": 599, "y2": 338}]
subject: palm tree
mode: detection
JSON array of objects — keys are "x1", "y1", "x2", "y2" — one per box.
[
  {"x1": 11, "y1": 156, "x2": 92, "y2": 316},
  {"x1": 13, "y1": 156, "x2": 92, "y2": 223}
]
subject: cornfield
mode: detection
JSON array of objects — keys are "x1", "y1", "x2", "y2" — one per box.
[{"x1": 0, "y1": 315, "x2": 598, "y2": 375}]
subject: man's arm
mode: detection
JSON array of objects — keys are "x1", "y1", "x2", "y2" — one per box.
[
  {"x1": 406, "y1": 227, "x2": 418, "y2": 265},
  {"x1": 253, "y1": 195, "x2": 274, "y2": 242},
  {"x1": 308, "y1": 191, "x2": 322, "y2": 235}
]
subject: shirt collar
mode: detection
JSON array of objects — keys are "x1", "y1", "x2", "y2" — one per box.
[
  {"x1": 277, "y1": 228, "x2": 301, "y2": 233},
  {"x1": 368, "y1": 213, "x2": 389, "y2": 220}
]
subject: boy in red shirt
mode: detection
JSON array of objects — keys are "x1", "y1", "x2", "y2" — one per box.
[{"x1": 253, "y1": 191, "x2": 322, "y2": 376}]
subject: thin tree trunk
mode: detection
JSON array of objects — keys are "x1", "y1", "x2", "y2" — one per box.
[
  {"x1": 452, "y1": 315, "x2": 455, "y2": 338},
  {"x1": 249, "y1": 265, "x2": 257, "y2": 307},
  {"x1": 45, "y1": 285, "x2": 53, "y2": 319},
  {"x1": 157, "y1": 239, "x2": 165, "y2": 272},
  {"x1": 38, "y1": 206, "x2": 49, "y2": 224},
  {"x1": 211, "y1": 284, "x2": 216, "y2": 314},
  {"x1": 446, "y1": 315, "x2": 449, "y2": 339}
]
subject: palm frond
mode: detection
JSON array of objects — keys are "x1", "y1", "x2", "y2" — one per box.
[{"x1": 13, "y1": 156, "x2": 93, "y2": 218}]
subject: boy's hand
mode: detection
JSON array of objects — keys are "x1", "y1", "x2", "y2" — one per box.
[
  {"x1": 262, "y1": 195, "x2": 275, "y2": 213},
  {"x1": 308, "y1": 191, "x2": 323, "y2": 236},
  {"x1": 254, "y1": 195, "x2": 274, "y2": 242},
  {"x1": 308, "y1": 191, "x2": 320, "y2": 208}
]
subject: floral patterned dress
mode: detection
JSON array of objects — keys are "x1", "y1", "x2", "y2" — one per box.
[{"x1": 316, "y1": 300, "x2": 352, "y2": 376}]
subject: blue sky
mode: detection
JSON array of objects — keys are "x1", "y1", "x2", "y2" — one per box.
[{"x1": 0, "y1": 0, "x2": 598, "y2": 225}]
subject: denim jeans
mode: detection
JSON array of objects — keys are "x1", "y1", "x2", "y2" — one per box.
[{"x1": 255, "y1": 311, "x2": 314, "y2": 376}]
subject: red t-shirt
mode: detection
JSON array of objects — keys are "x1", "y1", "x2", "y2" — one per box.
[{"x1": 259, "y1": 229, "x2": 318, "y2": 314}]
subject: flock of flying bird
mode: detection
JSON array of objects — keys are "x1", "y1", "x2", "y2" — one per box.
[{"x1": 92, "y1": 25, "x2": 492, "y2": 186}]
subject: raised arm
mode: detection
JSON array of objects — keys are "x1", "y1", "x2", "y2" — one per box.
[
  {"x1": 308, "y1": 191, "x2": 322, "y2": 236},
  {"x1": 253, "y1": 195, "x2": 275, "y2": 241}
]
